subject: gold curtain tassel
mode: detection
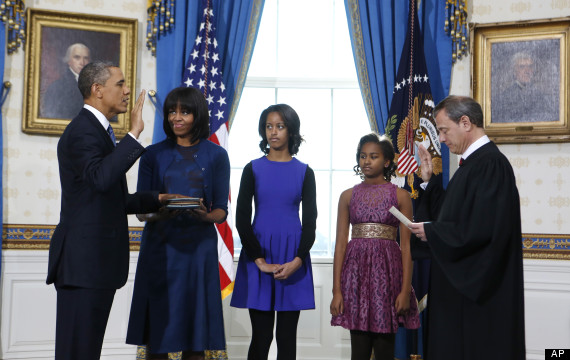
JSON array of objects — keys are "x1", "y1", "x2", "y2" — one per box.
[
  {"x1": 445, "y1": 0, "x2": 469, "y2": 63},
  {"x1": 146, "y1": 0, "x2": 175, "y2": 56},
  {"x1": 0, "y1": 0, "x2": 26, "y2": 54}
]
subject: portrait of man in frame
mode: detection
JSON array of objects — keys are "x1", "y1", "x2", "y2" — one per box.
[
  {"x1": 23, "y1": 9, "x2": 137, "y2": 138},
  {"x1": 490, "y1": 39, "x2": 560, "y2": 124},
  {"x1": 39, "y1": 27, "x2": 120, "y2": 120},
  {"x1": 471, "y1": 18, "x2": 570, "y2": 144}
]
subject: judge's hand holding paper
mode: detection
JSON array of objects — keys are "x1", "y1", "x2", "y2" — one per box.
[
  {"x1": 408, "y1": 221, "x2": 427, "y2": 242},
  {"x1": 389, "y1": 206, "x2": 428, "y2": 242}
]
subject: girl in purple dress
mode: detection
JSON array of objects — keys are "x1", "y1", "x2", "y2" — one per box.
[
  {"x1": 330, "y1": 133, "x2": 419, "y2": 360},
  {"x1": 230, "y1": 104, "x2": 317, "y2": 360}
]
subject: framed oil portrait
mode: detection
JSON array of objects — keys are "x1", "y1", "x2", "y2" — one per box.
[
  {"x1": 471, "y1": 18, "x2": 570, "y2": 143},
  {"x1": 22, "y1": 9, "x2": 138, "y2": 139}
]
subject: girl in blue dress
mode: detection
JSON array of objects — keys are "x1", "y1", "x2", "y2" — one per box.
[
  {"x1": 126, "y1": 87, "x2": 230, "y2": 360},
  {"x1": 231, "y1": 104, "x2": 317, "y2": 360}
]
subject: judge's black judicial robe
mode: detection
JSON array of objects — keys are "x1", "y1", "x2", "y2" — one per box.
[{"x1": 422, "y1": 142, "x2": 526, "y2": 360}]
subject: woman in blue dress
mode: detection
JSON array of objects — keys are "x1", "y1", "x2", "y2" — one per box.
[
  {"x1": 126, "y1": 87, "x2": 230, "y2": 360},
  {"x1": 230, "y1": 104, "x2": 317, "y2": 360}
]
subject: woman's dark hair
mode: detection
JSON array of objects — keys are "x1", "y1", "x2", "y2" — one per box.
[
  {"x1": 258, "y1": 104, "x2": 304, "y2": 155},
  {"x1": 162, "y1": 87, "x2": 210, "y2": 143},
  {"x1": 353, "y1": 133, "x2": 397, "y2": 181}
]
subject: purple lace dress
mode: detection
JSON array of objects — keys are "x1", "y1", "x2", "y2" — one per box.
[{"x1": 331, "y1": 182, "x2": 420, "y2": 333}]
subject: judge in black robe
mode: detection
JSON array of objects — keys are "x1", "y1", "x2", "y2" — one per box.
[{"x1": 409, "y1": 95, "x2": 526, "y2": 360}]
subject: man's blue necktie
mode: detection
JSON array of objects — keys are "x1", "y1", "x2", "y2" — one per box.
[{"x1": 107, "y1": 125, "x2": 116, "y2": 146}]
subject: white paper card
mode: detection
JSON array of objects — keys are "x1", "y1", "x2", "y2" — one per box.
[{"x1": 389, "y1": 206, "x2": 412, "y2": 227}]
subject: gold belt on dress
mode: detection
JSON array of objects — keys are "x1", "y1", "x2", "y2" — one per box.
[{"x1": 351, "y1": 223, "x2": 397, "y2": 241}]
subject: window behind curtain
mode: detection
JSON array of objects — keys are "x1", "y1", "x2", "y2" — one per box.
[{"x1": 229, "y1": 0, "x2": 370, "y2": 258}]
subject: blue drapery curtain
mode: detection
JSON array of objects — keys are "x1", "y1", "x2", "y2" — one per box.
[
  {"x1": 344, "y1": 0, "x2": 408, "y2": 134},
  {"x1": 345, "y1": 0, "x2": 452, "y2": 133},
  {"x1": 418, "y1": 0, "x2": 451, "y2": 186},
  {"x1": 344, "y1": 0, "x2": 452, "y2": 184},
  {"x1": 153, "y1": 0, "x2": 265, "y2": 143},
  {"x1": 417, "y1": 0, "x2": 452, "y2": 111}
]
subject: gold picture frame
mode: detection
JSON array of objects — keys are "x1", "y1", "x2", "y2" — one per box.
[
  {"x1": 471, "y1": 18, "x2": 570, "y2": 143},
  {"x1": 23, "y1": 9, "x2": 138, "y2": 139}
]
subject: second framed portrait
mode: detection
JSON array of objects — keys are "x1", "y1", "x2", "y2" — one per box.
[
  {"x1": 23, "y1": 9, "x2": 138, "y2": 139},
  {"x1": 472, "y1": 18, "x2": 570, "y2": 143}
]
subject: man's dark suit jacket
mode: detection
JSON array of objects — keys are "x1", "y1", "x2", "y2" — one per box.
[
  {"x1": 47, "y1": 108, "x2": 161, "y2": 289},
  {"x1": 411, "y1": 174, "x2": 444, "y2": 260},
  {"x1": 41, "y1": 69, "x2": 85, "y2": 119}
]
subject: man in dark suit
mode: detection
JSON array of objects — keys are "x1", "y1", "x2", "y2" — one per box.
[
  {"x1": 47, "y1": 61, "x2": 175, "y2": 360},
  {"x1": 41, "y1": 43, "x2": 91, "y2": 119}
]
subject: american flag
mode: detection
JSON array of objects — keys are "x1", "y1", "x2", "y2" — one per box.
[
  {"x1": 181, "y1": 0, "x2": 234, "y2": 298},
  {"x1": 385, "y1": 0, "x2": 440, "y2": 357},
  {"x1": 396, "y1": 114, "x2": 419, "y2": 175},
  {"x1": 397, "y1": 147, "x2": 419, "y2": 175},
  {"x1": 385, "y1": 0, "x2": 440, "y2": 199}
]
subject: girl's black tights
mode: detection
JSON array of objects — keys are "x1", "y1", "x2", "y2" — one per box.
[
  {"x1": 247, "y1": 309, "x2": 301, "y2": 360},
  {"x1": 349, "y1": 330, "x2": 395, "y2": 360}
]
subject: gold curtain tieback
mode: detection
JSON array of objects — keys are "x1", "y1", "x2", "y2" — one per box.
[{"x1": 351, "y1": 223, "x2": 397, "y2": 240}]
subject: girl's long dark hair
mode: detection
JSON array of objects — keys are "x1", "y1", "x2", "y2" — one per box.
[{"x1": 258, "y1": 104, "x2": 304, "y2": 155}]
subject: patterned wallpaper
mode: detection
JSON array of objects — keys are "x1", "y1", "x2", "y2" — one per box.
[
  {"x1": 472, "y1": 0, "x2": 570, "y2": 21},
  {"x1": 2, "y1": 0, "x2": 569, "y2": 238},
  {"x1": 2, "y1": 0, "x2": 156, "y2": 227},
  {"x1": 502, "y1": 144, "x2": 570, "y2": 234}
]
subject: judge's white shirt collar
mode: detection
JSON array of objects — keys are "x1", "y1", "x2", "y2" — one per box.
[
  {"x1": 420, "y1": 135, "x2": 490, "y2": 191},
  {"x1": 84, "y1": 104, "x2": 110, "y2": 132},
  {"x1": 461, "y1": 135, "x2": 490, "y2": 160}
]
